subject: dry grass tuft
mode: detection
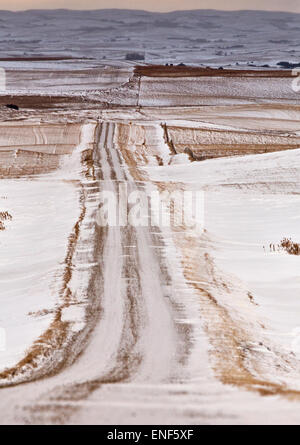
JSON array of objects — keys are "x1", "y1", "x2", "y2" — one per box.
[
  {"x1": 279, "y1": 238, "x2": 300, "y2": 256},
  {"x1": 269, "y1": 238, "x2": 300, "y2": 255},
  {"x1": 0, "y1": 211, "x2": 12, "y2": 230}
]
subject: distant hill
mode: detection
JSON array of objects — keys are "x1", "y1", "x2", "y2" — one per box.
[{"x1": 0, "y1": 9, "x2": 298, "y2": 67}]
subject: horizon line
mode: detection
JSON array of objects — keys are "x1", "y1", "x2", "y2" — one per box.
[{"x1": 0, "y1": 7, "x2": 299, "y2": 14}]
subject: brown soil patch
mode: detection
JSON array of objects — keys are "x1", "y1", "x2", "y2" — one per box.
[
  {"x1": 0, "y1": 57, "x2": 81, "y2": 62},
  {"x1": 134, "y1": 65, "x2": 293, "y2": 78},
  {"x1": 0, "y1": 149, "x2": 61, "y2": 178},
  {"x1": 178, "y1": 144, "x2": 299, "y2": 160},
  {"x1": 0, "y1": 95, "x2": 100, "y2": 111}
]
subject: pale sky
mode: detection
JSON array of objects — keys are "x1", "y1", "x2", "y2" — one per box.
[{"x1": 0, "y1": 0, "x2": 299, "y2": 13}]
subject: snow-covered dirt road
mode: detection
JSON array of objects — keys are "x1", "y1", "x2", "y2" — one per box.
[{"x1": 0, "y1": 116, "x2": 300, "y2": 424}]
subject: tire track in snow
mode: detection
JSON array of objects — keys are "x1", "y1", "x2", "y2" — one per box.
[{"x1": 20, "y1": 120, "x2": 177, "y2": 423}]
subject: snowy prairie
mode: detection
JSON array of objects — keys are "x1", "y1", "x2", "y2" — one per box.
[{"x1": 0, "y1": 8, "x2": 300, "y2": 425}]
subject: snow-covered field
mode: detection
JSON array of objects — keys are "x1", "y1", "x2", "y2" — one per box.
[
  {"x1": 0, "y1": 8, "x2": 299, "y2": 425},
  {"x1": 0, "y1": 178, "x2": 79, "y2": 370},
  {"x1": 147, "y1": 148, "x2": 300, "y2": 351}
]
